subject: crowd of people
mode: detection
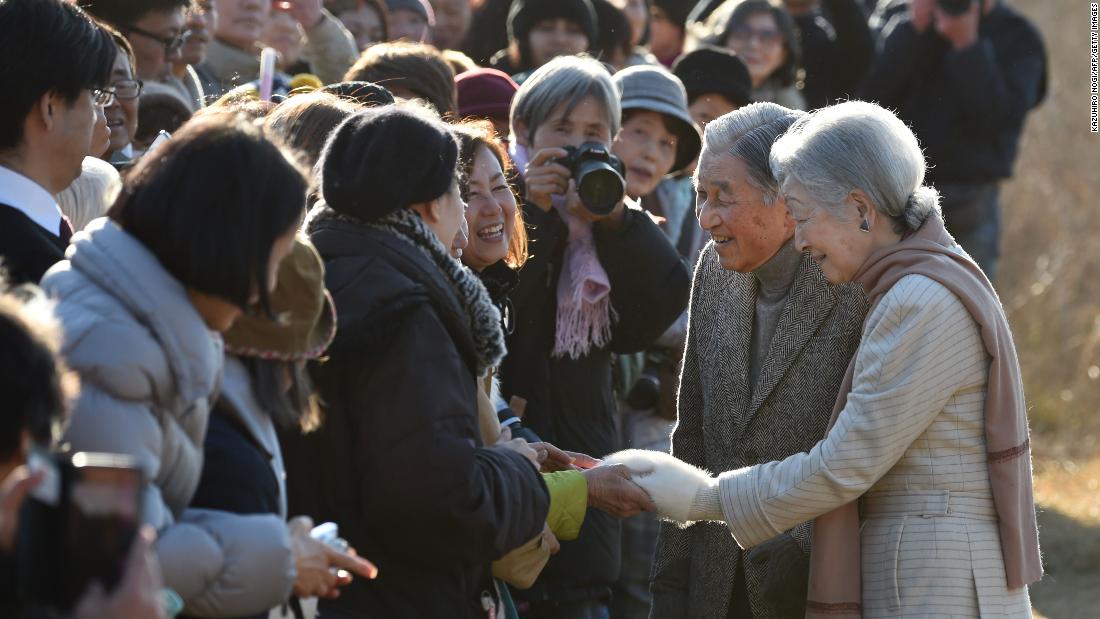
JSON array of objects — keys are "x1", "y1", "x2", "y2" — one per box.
[{"x1": 0, "y1": 0, "x2": 1049, "y2": 617}]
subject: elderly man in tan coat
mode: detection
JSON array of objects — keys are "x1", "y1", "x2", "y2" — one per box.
[{"x1": 648, "y1": 102, "x2": 868, "y2": 618}]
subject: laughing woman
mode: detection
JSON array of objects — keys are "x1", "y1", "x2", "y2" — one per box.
[{"x1": 628, "y1": 101, "x2": 1041, "y2": 617}]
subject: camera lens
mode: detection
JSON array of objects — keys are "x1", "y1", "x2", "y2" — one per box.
[{"x1": 575, "y1": 162, "x2": 625, "y2": 216}]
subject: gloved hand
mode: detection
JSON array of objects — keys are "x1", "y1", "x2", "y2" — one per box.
[{"x1": 601, "y1": 449, "x2": 724, "y2": 523}]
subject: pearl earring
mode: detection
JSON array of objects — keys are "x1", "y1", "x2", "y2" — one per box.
[{"x1": 859, "y1": 220, "x2": 870, "y2": 232}]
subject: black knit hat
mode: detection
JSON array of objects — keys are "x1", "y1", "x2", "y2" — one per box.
[
  {"x1": 672, "y1": 45, "x2": 753, "y2": 107},
  {"x1": 507, "y1": 0, "x2": 598, "y2": 47},
  {"x1": 320, "y1": 106, "x2": 459, "y2": 222},
  {"x1": 651, "y1": 0, "x2": 694, "y2": 28}
]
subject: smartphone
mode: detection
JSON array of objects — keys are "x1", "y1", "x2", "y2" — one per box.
[
  {"x1": 146, "y1": 129, "x2": 172, "y2": 156},
  {"x1": 18, "y1": 451, "x2": 144, "y2": 613}
]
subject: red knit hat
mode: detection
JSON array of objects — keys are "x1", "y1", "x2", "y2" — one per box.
[{"x1": 456, "y1": 68, "x2": 519, "y2": 122}]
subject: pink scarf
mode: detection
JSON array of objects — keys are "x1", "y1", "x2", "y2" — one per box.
[
  {"x1": 805, "y1": 212, "x2": 1042, "y2": 617},
  {"x1": 510, "y1": 142, "x2": 614, "y2": 358},
  {"x1": 551, "y1": 194, "x2": 614, "y2": 359}
]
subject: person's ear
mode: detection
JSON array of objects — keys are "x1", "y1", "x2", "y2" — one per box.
[
  {"x1": 849, "y1": 189, "x2": 875, "y2": 229},
  {"x1": 34, "y1": 92, "x2": 58, "y2": 133},
  {"x1": 408, "y1": 199, "x2": 441, "y2": 224}
]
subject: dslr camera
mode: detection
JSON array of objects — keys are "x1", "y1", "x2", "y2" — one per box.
[
  {"x1": 555, "y1": 142, "x2": 627, "y2": 216},
  {"x1": 938, "y1": 0, "x2": 973, "y2": 15}
]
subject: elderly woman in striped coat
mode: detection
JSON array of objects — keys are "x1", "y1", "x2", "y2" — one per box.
[{"x1": 613, "y1": 100, "x2": 1042, "y2": 617}]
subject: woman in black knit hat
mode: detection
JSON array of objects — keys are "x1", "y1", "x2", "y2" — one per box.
[
  {"x1": 283, "y1": 104, "x2": 551, "y2": 618},
  {"x1": 489, "y1": 0, "x2": 598, "y2": 81}
]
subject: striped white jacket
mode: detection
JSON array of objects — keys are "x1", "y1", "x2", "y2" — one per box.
[{"x1": 718, "y1": 274, "x2": 1032, "y2": 618}]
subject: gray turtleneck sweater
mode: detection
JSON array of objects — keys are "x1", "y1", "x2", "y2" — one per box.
[{"x1": 746, "y1": 239, "x2": 803, "y2": 393}]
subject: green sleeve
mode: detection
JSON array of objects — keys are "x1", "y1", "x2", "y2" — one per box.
[{"x1": 542, "y1": 470, "x2": 587, "y2": 541}]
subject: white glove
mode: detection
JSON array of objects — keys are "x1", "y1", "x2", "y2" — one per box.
[{"x1": 601, "y1": 449, "x2": 724, "y2": 523}]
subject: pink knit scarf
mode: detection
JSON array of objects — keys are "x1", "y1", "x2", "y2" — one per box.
[{"x1": 551, "y1": 194, "x2": 614, "y2": 359}]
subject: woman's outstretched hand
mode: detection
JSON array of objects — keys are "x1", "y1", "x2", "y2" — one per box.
[{"x1": 288, "y1": 516, "x2": 378, "y2": 599}]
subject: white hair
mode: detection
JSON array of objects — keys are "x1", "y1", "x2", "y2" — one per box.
[
  {"x1": 769, "y1": 100, "x2": 940, "y2": 232},
  {"x1": 509, "y1": 56, "x2": 621, "y2": 146},
  {"x1": 56, "y1": 156, "x2": 121, "y2": 231},
  {"x1": 700, "y1": 102, "x2": 805, "y2": 205}
]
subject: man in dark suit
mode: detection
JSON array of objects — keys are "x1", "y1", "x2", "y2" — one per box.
[
  {"x1": 649, "y1": 103, "x2": 869, "y2": 618},
  {"x1": 0, "y1": 0, "x2": 117, "y2": 285}
]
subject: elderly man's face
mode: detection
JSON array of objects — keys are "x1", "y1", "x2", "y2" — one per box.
[{"x1": 695, "y1": 150, "x2": 793, "y2": 272}]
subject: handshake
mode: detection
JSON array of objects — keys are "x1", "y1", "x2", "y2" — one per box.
[
  {"x1": 601, "y1": 449, "x2": 724, "y2": 524},
  {"x1": 497, "y1": 436, "x2": 720, "y2": 522}
]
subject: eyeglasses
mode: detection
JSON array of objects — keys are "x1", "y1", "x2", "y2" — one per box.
[
  {"x1": 729, "y1": 25, "x2": 783, "y2": 47},
  {"x1": 90, "y1": 79, "x2": 143, "y2": 108},
  {"x1": 91, "y1": 88, "x2": 116, "y2": 107},
  {"x1": 123, "y1": 24, "x2": 192, "y2": 55},
  {"x1": 111, "y1": 79, "x2": 144, "y2": 101}
]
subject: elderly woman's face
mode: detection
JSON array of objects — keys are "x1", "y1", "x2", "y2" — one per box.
[
  {"x1": 529, "y1": 96, "x2": 613, "y2": 152},
  {"x1": 462, "y1": 145, "x2": 517, "y2": 271},
  {"x1": 785, "y1": 180, "x2": 866, "y2": 283},
  {"x1": 695, "y1": 151, "x2": 793, "y2": 272},
  {"x1": 612, "y1": 110, "x2": 678, "y2": 199}
]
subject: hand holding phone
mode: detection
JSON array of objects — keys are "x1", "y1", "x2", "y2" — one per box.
[
  {"x1": 73, "y1": 526, "x2": 167, "y2": 619},
  {"x1": 18, "y1": 451, "x2": 145, "y2": 614}
]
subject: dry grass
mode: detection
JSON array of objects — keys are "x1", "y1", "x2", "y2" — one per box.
[
  {"x1": 997, "y1": 2, "x2": 1100, "y2": 616},
  {"x1": 998, "y1": 0, "x2": 1100, "y2": 442}
]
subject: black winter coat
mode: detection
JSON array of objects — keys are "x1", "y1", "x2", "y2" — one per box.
[
  {"x1": 502, "y1": 203, "x2": 691, "y2": 603},
  {"x1": 860, "y1": 4, "x2": 1047, "y2": 184},
  {"x1": 795, "y1": 0, "x2": 875, "y2": 109},
  {"x1": 281, "y1": 218, "x2": 549, "y2": 618}
]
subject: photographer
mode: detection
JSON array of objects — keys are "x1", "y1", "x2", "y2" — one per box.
[
  {"x1": 860, "y1": 0, "x2": 1047, "y2": 279},
  {"x1": 503, "y1": 56, "x2": 691, "y2": 617}
]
